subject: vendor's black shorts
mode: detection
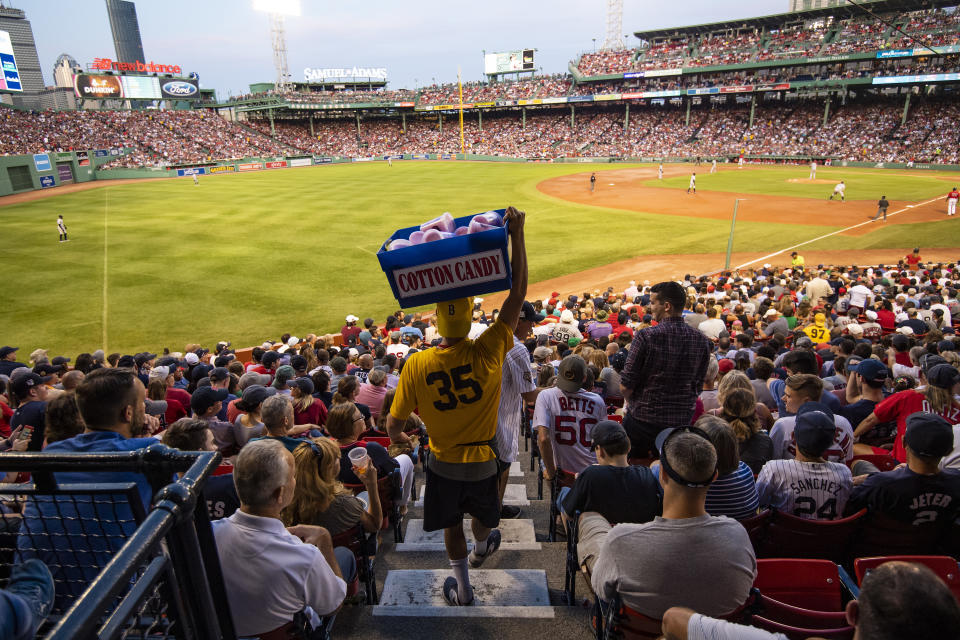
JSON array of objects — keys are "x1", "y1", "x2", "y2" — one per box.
[{"x1": 422, "y1": 467, "x2": 501, "y2": 532}]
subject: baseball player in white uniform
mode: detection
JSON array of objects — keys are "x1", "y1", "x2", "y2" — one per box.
[
  {"x1": 829, "y1": 180, "x2": 846, "y2": 202},
  {"x1": 687, "y1": 172, "x2": 696, "y2": 194},
  {"x1": 710, "y1": 159, "x2": 717, "y2": 174},
  {"x1": 658, "y1": 163, "x2": 663, "y2": 180},
  {"x1": 57, "y1": 215, "x2": 68, "y2": 242},
  {"x1": 534, "y1": 355, "x2": 606, "y2": 482},
  {"x1": 757, "y1": 408, "x2": 853, "y2": 520},
  {"x1": 193, "y1": 174, "x2": 199, "y2": 186},
  {"x1": 738, "y1": 156, "x2": 745, "y2": 169},
  {"x1": 809, "y1": 161, "x2": 817, "y2": 180}
]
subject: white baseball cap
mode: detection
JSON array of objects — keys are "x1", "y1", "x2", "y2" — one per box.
[
  {"x1": 345, "y1": 314, "x2": 359, "y2": 323},
  {"x1": 183, "y1": 353, "x2": 199, "y2": 365},
  {"x1": 287, "y1": 336, "x2": 299, "y2": 346}
]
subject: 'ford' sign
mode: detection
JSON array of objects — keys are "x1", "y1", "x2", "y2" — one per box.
[{"x1": 161, "y1": 80, "x2": 198, "y2": 98}]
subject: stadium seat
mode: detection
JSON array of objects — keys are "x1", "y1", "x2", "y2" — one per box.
[
  {"x1": 852, "y1": 512, "x2": 947, "y2": 559},
  {"x1": 753, "y1": 559, "x2": 848, "y2": 611},
  {"x1": 256, "y1": 613, "x2": 336, "y2": 640},
  {"x1": 547, "y1": 469, "x2": 576, "y2": 542},
  {"x1": 331, "y1": 524, "x2": 378, "y2": 604},
  {"x1": 360, "y1": 436, "x2": 392, "y2": 448},
  {"x1": 606, "y1": 414, "x2": 623, "y2": 424},
  {"x1": 343, "y1": 468, "x2": 404, "y2": 543},
  {"x1": 749, "y1": 615, "x2": 854, "y2": 640},
  {"x1": 848, "y1": 454, "x2": 898, "y2": 472},
  {"x1": 757, "y1": 508, "x2": 866, "y2": 563},
  {"x1": 596, "y1": 592, "x2": 754, "y2": 639},
  {"x1": 854, "y1": 556, "x2": 960, "y2": 602},
  {"x1": 737, "y1": 509, "x2": 771, "y2": 551}
]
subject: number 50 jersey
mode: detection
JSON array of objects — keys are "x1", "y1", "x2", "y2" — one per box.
[
  {"x1": 533, "y1": 386, "x2": 606, "y2": 474},
  {"x1": 391, "y1": 320, "x2": 513, "y2": 464}
]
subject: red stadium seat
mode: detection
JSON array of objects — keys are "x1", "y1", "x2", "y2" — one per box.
[
  {"x1": 331, "y1": 524, "x2": 377, "y2": 604},
  {"x1": 853, "y1": 512, "x2": 947, "y2": 559},
  {"x1": 854, "y1": 556, "x2": 960, "y2": 602},
  {"x1": 360, "y1": 436, "x2": 391, "y2": 448},
  {"x1": 737, "y1": 509, "x2": 771, "y2": 552},
  {"x1": 343, "y1": 469, "x2": 404, "y2": 543},
  {"x1": 848, "y1": 454, "x2": 898, "y2": 472},
  {"x1": 758, "y1": 509, "x2": 866, "y2": 563},
  {"x1": 749, "y1": 615, "x2": 854, "y2": 640},
  {"x1": 606, "y1": 414, "x2": 623, "y2": 424},
  {"x1": 754, "y1": 559, "x2": 845, "y2": 611}
]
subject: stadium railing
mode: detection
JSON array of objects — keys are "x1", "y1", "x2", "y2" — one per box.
[{"x1": 0, "y1": 444, "x2": 236, "y2": 640}]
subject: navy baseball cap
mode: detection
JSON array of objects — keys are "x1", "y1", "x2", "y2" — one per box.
[
  {"x1": 289, "y1": 377, "x2": 315, "y2": 395},
  {"x1": 795, "y1": 409, "x2": 836, "y2": 457},
  {"x1": 117, "y1": 355, "x2": 136, "y2": 369},
  {"x1": 797, "y1": 400, "x2": 835, "y2": 422},
  {"x1": 904, "y1": 412, "x2": 954, "y2": 458},
  {"x1": 239, "y1": 384, "x2": 277, "y2": 408},
  {"x1": 0, "y1": 346, "x2": 18, "y2": 359},
  {"x1": 261, "y1": 351, "x2": 281, "y2": 367},
  {"x1": 850, "y1": 358, "x2": 889, "y2": 384},
  {"x1": 938, "y1": 340, "x2": 956, "y2": 352},
  {"x1": 191, "y1": 363, "x2": 214, "y2": 383},
  {"x1": 190, "y1": 387, "x2": 228, "y2": 416},
  {"x1": 10, "y1": 372, "x2": 52, "y2": 397},
  {"x1": 520, "y1": 301, "x2": 545, "y2": 323},
  {"x1": 926, "y1": 364, "x2": 960, "y2": 389},
  {"x1": 590, "y1": 420, "x2": 629, "y2": 451},
  {"x1": 209, "y1": 367, "x2": 230, "y2": 382}
]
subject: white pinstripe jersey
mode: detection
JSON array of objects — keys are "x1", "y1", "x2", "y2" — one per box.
[
  {"x1": 756, "y1": 459, "x2": 853, "y2": 520},
  {"x1": 769, "y1": 415, "x2": 854, "y2": 463},
  {"x1": 494, "y1": 337, "x2": 536, "y2": 461}
]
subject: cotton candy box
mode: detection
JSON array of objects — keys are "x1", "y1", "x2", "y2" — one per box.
[{"x1": 385, "y1": 209, "x2": 506, "y2": 249}]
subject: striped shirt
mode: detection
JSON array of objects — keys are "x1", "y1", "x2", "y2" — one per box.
[
  {"x1": 769, "y1": 415, "x2": 854, "y2": 463},
  {"x1": 756, "y1": 459, "x2": 853, "y2": 520},
  {"x1": 494, "y1": 337, "x2": 536, "y2": 463},
  {"x1": 706, "y1": 462, "x2": 760, "y2": 520}
]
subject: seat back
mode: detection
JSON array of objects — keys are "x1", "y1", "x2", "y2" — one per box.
[
  {"x1": 606, "y1": 414, "x2": 623, "y2": 424},
  {"x1": 360, "y1": 436, "x2": 392, "y2": 448},
  {"x1": 848, "y1": 454, "x2": 898, "y2": 472},
  {"x1": 754, "y1": 559, "x2": 843, "y2": 611},
  {"x1": 750, "y1": 615, "x2": 855, "y2": 640},
  {"x1": 854, "y1": 512, "x2": 946, "y2": 559},
  {"x1": 737, "y1": 509, "x2": 771, "y2": 552},
  {"x1": 854, "y1": 555, "x2": 960, "y2": 602},
  {"x1": 756, "y1": 594, "x2": 850, "y2": 629},
  {"x1": 760, "y1": 508, "x2": 865, "y2": 562}
]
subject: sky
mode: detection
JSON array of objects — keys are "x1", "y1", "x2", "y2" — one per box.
[{"x1": 19, "y1": 0, "x2": 781, "y2": 99}]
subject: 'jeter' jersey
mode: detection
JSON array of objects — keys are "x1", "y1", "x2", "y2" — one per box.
[
  {"x1": 769, "y1": 415, "x2": 854, "y2": 463},
  {"x1": 391, "y1": 319, "x2": 512, "y2": 464},
  {"x1": 757, "y1": 459, "x2": 852, "y2": 520},
  {"x1": 533, "y1": 386, "x2": 606, "y2": 474}
]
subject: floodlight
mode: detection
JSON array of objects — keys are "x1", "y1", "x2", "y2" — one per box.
[{"x1": 253, "y1": 0, "x2": 301, "y2": 17}]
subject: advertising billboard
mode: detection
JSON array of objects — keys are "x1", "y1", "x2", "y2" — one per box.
[
  {"x1": 73, "y1": 74, "x2": 199, "y2": 100},
  {"x1": 0, "y1": 30, "x2": 21, "y2": 92},
  {"x1": 484, "y1": 49, "x2": 535, "y2": 74},
  {"x1": 74, "y1": 74, "x2": 124, "y2": 99},
  {"x1": 33, "y1": 154, "x2": 51, "y2": 171},
  {"x1": 121, "y1": 75, "x2": 161, "y2": 99},
  {"x1": 160, "y1": 78, "x2": 199, "y2": 99}
]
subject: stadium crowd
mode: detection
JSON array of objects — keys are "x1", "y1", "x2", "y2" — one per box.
[{"x1": 2, "y1": 247, "x2": 960, "y2": 636}]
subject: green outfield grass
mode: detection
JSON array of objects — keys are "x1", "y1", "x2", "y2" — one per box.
[
  {"x1": 652, "y1": 165, "x2": 956, "y2": 201},
  {"x1": 1, "y1": 161, "x2": 958, "y2": 357}
]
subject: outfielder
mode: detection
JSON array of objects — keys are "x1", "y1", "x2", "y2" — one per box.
[
  {"x1": 809, "y1": 160, "x2": 817, "y2": 180},
  {"x1": 710, "y1": 159, "x2": 717, "y2": 174},
  {"x1": 193, "y1": 174, "x2": 199, "y2": 186},
  {"x1": 57, "y1": 215, "x2": 68, "y2": 243},
  {"x1": 658, "y1": 163, "x2": 663, "y2": 180},
  {"x1": 386, "y1": 207, "x2": 528, "y2": 607},
  {"x1": 687, "y1": 172, "x2": 696, "y2": 194},
  {"x1": 948, "y1": 186, "x2": 958, "y2": 216},
  {"x1": 829, "y1": 180, "x2": 846, "y2": 202},
  {"x1": 738, "y1": 155, "x2": 744, "y2": 169},
  {"x1": 590, "y1": 172, "x2": 596, "y2": 192}
]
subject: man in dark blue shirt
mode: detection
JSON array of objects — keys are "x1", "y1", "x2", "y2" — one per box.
[{"x1": 0, "y1": 346, "x2": 27, "y2": 377}]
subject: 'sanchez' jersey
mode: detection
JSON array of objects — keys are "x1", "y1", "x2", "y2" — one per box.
[
  {"x1": 769, "y1": 415, "x2": 854, "y2": 463},
  {"x1": 757, "y1": 459, "x2": 853, "y2": 520},
  {"x1": 533, "y1": 386, "x2": 606, "y2": 474}
]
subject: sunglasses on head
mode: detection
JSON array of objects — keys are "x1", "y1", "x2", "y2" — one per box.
[{"x1": 659, "y1": 426, "x2": 717, "y2": 489}]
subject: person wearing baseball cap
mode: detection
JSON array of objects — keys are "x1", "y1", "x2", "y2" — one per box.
[
  {"x1": 0, "y1": 346, "x2": 27, "y2": 377},
  {"x1": 191, "y1": 386, "x2": 228, "y2": 421},
  {"x1": 757, "y1": 408, "x2": 853, "y2": 519},
  {"x1": 857, "y1": 363, "x2": 960, "y2": 464},
  {"x1": 341, "y1": 314, "x2": 362, "y2": 346},
  {"x1": 845, "y1": 412, "x2": 960, "y2": 525},
  {"x1": 770, "y1": 377, "x2": 855, "y2": 462},
  {"x1": 208, "y1": 367, "x2": 236, "y2": 422},
  {"x1": 590, "y1": 426, "x2": 755, "y2": 619},
  {"x1": 840, "y1": 358, "x2": 892, "y2": 452},
  {"x1": 385, "y1": 206, "x2": 527, "y2": 607},
  {"x1": 8, "y1": 372, "x2": 53, "y2": 451},
  {"x1": 559, "y1": 420, "x2": 661, "y2": 572}
]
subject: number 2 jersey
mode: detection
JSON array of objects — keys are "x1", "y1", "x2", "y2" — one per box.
[
  {"x1": 533, "y1": 386, "x2": 606, "y2": 474},
  {"x1": 391, "y1": 319, "x2": 513, "y2": 465},
  {"x1": 756, "y1": 459, "x2": 853, "y2": 520}
]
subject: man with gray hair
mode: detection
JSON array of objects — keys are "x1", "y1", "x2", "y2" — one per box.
[
  {"x1": 249, "y1": 394, "x2": 306, "y2": 453},
  {"x1": 212, "y1": 439, "x2": 350, "y2": 637},
  {"x1": 590, "y1": 427, "x2": 755, "y2": 618}
]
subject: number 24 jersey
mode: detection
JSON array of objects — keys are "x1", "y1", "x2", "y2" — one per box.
[{"x1": 756, "y1": 459, "x2": 853, "y2": 520}]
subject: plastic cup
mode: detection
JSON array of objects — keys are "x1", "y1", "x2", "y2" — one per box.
[{"x1": 348, "y1": 447, "x2": 370, "y2": 475}]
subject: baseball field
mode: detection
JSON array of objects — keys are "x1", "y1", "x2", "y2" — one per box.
[{"x1": 2, "y1": 160, "x2": 958, "y2": 357}]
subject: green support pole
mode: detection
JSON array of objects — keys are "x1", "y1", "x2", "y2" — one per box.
[
  {"x1": 309, "y1": 115, "x2": 314, "y2": 137},
  {"x1": 902, "y1": 92, "x2": 911, "y2": 126},
  {"x1": 725, "y1": 199, "x2": 741, "y2": 271},
  {"x1": 624, "y1": 103, "x2": 630, "y2": 131},
  {"x1": 749, "y1": 95, "x2": 756, "y2": 128},
  {"x1": 478, "y1": 110, "x2": 482, "y2": 132},
  {"x1": 685, "y1": 99, "x2": 691, "y2": 127},
  {"x1": 356, "y1": 112, "x2": 361, "y2": 136},
  {"x1": 522, "y1": 107, "x2": 526, "y2": 129},
  {"x1": 823, "y1": 96, "x2": 831, "y2": 128},
  {"x1": 268, "y1": 109, "x2": 275, "y2": 137},
  {"x1": 570, "y1": 105, "x2": 575, "y2": 129},
  {"x1": 438, "y1": 113, "x2": 442, "y2": 133},
  {"x1": 401, "y1": 112, "x2": 406, "y2": 133}
]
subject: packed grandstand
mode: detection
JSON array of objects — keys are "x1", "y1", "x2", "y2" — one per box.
[{"x1": 4, "y1": 1, "x2": 960, "y2": 638}]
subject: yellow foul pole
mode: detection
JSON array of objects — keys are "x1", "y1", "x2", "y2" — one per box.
[{"x1": 458, "y1": 67, "x2": 465, "y2": 154}]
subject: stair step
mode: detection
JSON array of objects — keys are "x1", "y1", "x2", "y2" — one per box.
[
  {"x1": 509, "y1": 461, "x2": 523, "y2": 477},
  {"x1": 414, "y1": 482, "x2": 530, "y2": 507},
  {"x1": 373, "y1": 569, "x2": 554, "y2": 618},
  {"x1": 396, "y1": 519, "x2": 541, "y2": 552}
]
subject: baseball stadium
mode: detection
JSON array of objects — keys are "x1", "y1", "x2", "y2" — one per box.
[{"x1": 1, "y1": 0, "x2": 960, "y2": 638}]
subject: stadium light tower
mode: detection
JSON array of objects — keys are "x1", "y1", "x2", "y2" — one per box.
[
  {"x1": 253, "y1": 0, "x2": 300, "y2": 92},
  {"x1": 602, "y1": 0, "x2": 625, "y2": 50}
]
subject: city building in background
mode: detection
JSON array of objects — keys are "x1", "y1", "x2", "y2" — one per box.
[
  {"x1": 789, "y1": 0, "x2": 853, "y2": 10},
  {"x1": 0, "y1": 2, "x2": 44, "y2": 108},
  {"x1": 105, "y1": 0, "x2": 144, "y2": 66},
  {"x1": 53, "y1": 53, "x2": 81, "y2": 88}
]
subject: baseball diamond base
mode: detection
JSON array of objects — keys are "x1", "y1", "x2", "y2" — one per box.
[{"x1": 373, "y1": 569, "x2": 553, "y2": 617}]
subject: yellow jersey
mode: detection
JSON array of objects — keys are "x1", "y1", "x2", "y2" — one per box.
[
  {"x1": 391, "y1": 320, "x2": 513, "y2": 463},
  {"x1": 803, "y1": 324, "x2": 830, "y2": 343}
]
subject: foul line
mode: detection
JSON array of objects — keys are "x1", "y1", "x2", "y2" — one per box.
[
  {"x1": 730, "y1": 195, "x2": 947, "y2": 271},
  {"x1": 102, "y1": 188, "x2": 109, "y2": 352}
]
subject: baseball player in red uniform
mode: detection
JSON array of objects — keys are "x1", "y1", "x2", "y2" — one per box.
[{"x1": 947, "y1": 187, "x2": 959, "y2": 217}]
